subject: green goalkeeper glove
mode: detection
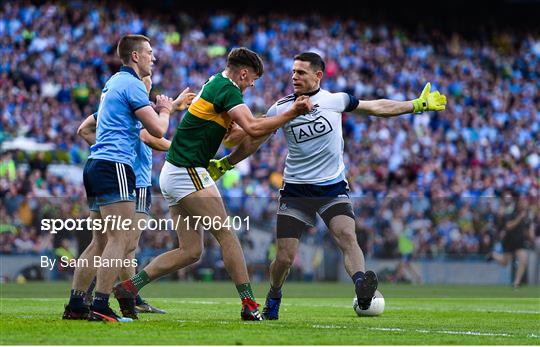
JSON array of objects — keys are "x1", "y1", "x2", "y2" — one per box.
[
  {"x1": 412, "y1": 82, "x2": 447, "y2": 113},
  {"x1": 207, "y1": 156, "x2": 234, "y2": 181}
]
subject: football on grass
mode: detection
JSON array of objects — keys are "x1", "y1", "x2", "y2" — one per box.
[{"x1": 352, "y1": 290, "x2": 385, "y2": 316}]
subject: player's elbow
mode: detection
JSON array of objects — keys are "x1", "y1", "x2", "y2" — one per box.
[
  {"x1": 223, "y1": 128, "x2": 247, "y2": 148},
  {"x1": 76, "y1": 126, "x2": 84, "y2": 138},
  {"x1": 77, "y1": 126, "x2": 94, "y2": 144},
  {"x1": 77, "y1": 124, "x2": 88, "y2": 138}
]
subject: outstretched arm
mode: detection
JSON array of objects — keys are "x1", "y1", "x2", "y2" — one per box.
[
  {"x1": 208, "y1": 98, "x2": 298, "y2": 181},
  {"x1": 354, "y1": 83, "x2": 447, "y2": 117},
  {"x1": 354, "y1": 99, "x2": 414, "y2": 117},
  {"x1": 228, "y1": 96, "x2": 312, "y2": 138}
]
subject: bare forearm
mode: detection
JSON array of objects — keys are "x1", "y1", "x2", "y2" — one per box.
[
  {"x1": 152, "y1": 112, "x2": 171, "y2": 137},
  {"x1": 355, "y1": 100, "x2": 414, "y2": 117},
  {"x1": 145, "y1": 137, "x2": 171, "y2": 151},
  {"x1": 137, "y1": 104, "x2": 172, "y2": 138},
  {"x1": 228, "y1": 135, "x2": 269, "y2": 165},
  {"x1": 140, "y1": 129, "x2": 171, "y2": 152},
  {"x1": 245, "y1": 111, "x2": 295, "y2": 137}
]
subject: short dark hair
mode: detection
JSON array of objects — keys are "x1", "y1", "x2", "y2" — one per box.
[
  {"x1": 226, "y1": 47, "x2": 264, "y2": 77},
  {"x1": 294, "y1": 52, "x2": 325, "y2": 72},
  {"x1": 117, "y1": 34, "x2": 150, "y2": 65}
]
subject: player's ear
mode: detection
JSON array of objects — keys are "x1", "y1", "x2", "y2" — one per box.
[
  {"x1": 316, "y1": 70, "x2": 323, "y2": 80},
  {"x1": 240, "y1": 68, "x2": 249, "y2": 80},
  {"x1": 131, "y1": 50, "x2": 139, "y2": 63}
]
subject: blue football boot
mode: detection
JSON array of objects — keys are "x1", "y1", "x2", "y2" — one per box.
[{"x1": 262, "y1": 296, "x2": 281, "y2": 320}]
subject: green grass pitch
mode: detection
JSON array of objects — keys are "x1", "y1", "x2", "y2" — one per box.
[{"x1": 1, "y1": 281, "x2": 539, "y2": 345}]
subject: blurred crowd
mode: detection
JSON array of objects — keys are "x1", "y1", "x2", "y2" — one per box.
[{"x1": 1, "y1": 2, "x2": 538, "y2": 280}]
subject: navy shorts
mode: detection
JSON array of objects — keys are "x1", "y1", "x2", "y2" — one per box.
[
  {"x1": 84, "y1": 159, "x2": 136, "y2": 212},
  {"x1": 135, "y1": 186, "x2": 152, "y2": 215},
  {"x1": 277, "y1": 180, "x2": 354, "y2": 227}
]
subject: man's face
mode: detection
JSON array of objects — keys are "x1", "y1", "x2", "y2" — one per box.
[
  {"x1": 292, "y1": 60, "x2": 321, "y2": 94},
  {"x1": 136, "y1": 41, "x2": 155, "y2": 78},
  {"x1": 238, "y1": 68, "x2": 260, "y2": 92}
]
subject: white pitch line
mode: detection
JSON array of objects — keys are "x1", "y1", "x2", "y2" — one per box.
[
  {"x1": 471, "y1": 309, "x2": 540, "y2": 315},
  {"x1": 434, "y1": 330, "x2": 512, "y2": 337},
  {"x1": 389, "y1": 305, "x2": 540, "y2": 315},
  {"x1": 310, "y1": 326, "x2": 526, "y2": 338},
  {"x1": 290, "y1": 302, "x2": 540, "y2": 315},
  {"x1": 369, "y1": 327, "x2": 516, "y2": 337},
  {"x1": 312, "y1": 324, "x2": 347, "y2": 329}
]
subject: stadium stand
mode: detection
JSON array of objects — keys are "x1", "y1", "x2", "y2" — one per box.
[{"x1": 1, "y1": 1, "x2": 538, "y2": 283}]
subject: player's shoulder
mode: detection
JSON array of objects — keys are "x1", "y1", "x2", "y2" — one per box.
[
  {"x1": 277, "y1": 93, "x2": 296, "y2": 106},
  {"x1": 109, "y1": 71, "x2": 145, "y2": 90},
  {"x1": 318, "y1": 88, "x2": 345, "y2": 99},
  {"x1": 317, "y1": 89, "x2": 351, "y2": 109},
  {"x1": 116, "y1": 68, "x2": 142, "y2": 82},
  {"x1": 209, "y1": 73, "x2": 242, "y2": 97}
]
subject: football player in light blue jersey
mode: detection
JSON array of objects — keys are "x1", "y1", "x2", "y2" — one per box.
[
  {"x1": 63, "y1": 34, "x2": 187, "y2": 322},
  {"x1": 68, "y1": 74, "x2": 192, "y2": 320}
]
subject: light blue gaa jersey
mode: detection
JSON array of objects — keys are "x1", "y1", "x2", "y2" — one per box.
[
  {"x1": 89, "y1": 66, "x2": 150, "y2": 167},
  {"x1": 133, "y1": 122, "x2": 152, "y2": 188}
]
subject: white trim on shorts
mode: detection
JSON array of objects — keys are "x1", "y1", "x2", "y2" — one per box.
[
  {"x1": 115, "y1": 162, "x2": 129, "y2": 200},
  {"x1": 136, "y1": 186, "x2": 149, "y2": 213},
  {"x1": 159, "y1": 161, "x2": 216, "y2": 206}
]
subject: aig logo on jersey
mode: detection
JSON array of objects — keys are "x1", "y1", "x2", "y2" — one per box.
[{"x1": 291, "y1": 116, "x2": 333, "y2": 143}]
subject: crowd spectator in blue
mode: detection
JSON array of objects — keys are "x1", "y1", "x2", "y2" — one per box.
[{"x1": 1, "y1": 1, "x2": 538, "y2": 281}]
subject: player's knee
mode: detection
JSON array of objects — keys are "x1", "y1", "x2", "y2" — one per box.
[
  {"x1": 88, "y1": 237, "x2": 107, "y2": 253},
  {"x1": 211, "y1": 227, "x2": 236, "y2": 244},
  {"x1": 183, "y1": 246, "x2": 203, "y2": 264},
  {"x1": 124, "y1": 235, "x2": 140, "y2": 254},
  {"x1": 335, "y1": 230, "x2": 358, "y2": 250},
  {"x1": 105, "y1": 230, "x2": 125, "y2": 243},
  {"x1": 275, "y1": 252, "x2": 295, "y2": 268},
  {"x1": 186, "y1": 252, "x2": 202, "y2": 264}
]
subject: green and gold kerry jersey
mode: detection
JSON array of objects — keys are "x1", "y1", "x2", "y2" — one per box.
[{"x1": 166, "y1": 72, "x2": 244, "y2": 168}]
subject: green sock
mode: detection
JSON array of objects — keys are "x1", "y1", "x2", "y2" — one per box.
[
  {"x1": 236, "y1": 283, "x2": 255, "y2": 301},
  {"x1": 131, "y1": 270, "x2": 152, "y2": 291}
]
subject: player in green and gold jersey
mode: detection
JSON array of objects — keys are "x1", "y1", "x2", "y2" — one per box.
[{"x1": 114, "y1": 47, "x2": 313, "y2": 320}]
